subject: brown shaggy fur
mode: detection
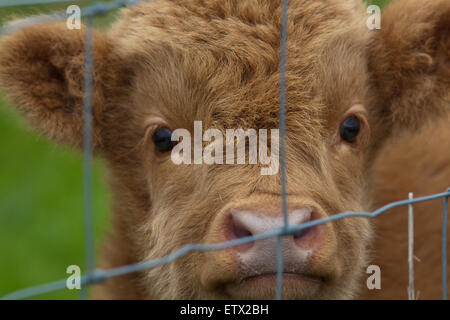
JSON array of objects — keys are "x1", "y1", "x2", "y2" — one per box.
[
  {"x1": 360, "y1": 0, "x2": 450, "y2": 299},
  {"x1": 0, "y1": 0, "x2": 448, "y2": 299}
]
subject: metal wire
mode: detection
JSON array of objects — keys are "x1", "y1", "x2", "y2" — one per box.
[
  {"x1": 443, "y1": 190, "x2": 449, "y2": 300},
  {"x1": 0, "y1": 0, "x2": 85, "y2": 8},
  {"x1": 3, "y1": 188, "x2": 450, "y2": 300},
  {"x1": 407, "y1": 193, "x2": 414, "y2": 300},
  {"x1": 80, "y1": 14, "x2": 95, "y2": 300},
  {"x1": 276, "y1": 0, "x2": 289, "y2": 301},
  {"x1": 0, "y1": 0, "x2": 449, "y2": 301}
]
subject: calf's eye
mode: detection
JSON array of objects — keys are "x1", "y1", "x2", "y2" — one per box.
[
  {"x1": 340, "y1": 116, "x2": 360, "y2": 143},
  {"x1": 152, "y1": 127, "x2": 175, "y2": 153}
]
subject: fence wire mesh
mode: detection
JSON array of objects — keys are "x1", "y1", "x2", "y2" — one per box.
[{"x1": 0, "y1": 0, "x2": 448, "y2": 300}]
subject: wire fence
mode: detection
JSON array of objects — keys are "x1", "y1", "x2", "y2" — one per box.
[{"x1": 0, "y1": 0, "x2": 448, "y2": 300}]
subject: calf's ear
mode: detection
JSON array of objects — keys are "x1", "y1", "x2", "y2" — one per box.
[
  {"x1": 368, "y1": 0, "x2": 450, "y2": 133},
  {"x1": 0, "y1": 22, "x2": 118, "y2": 151}
]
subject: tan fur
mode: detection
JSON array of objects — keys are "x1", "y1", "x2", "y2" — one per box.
[
  {"x1": 360, "y1": 0, "x2": 450, "y2": 299},
  {"x1": 0, "y1": 0, "x2": 448, "y2": 299},
  {"x1": 360, "y1": 115, "x2": 450, "y2": 300}
]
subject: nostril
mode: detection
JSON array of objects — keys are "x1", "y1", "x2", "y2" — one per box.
[
  {"x1": 293, "y1": 227, "x2": 312, "y2": 241},
  {"x1": 293, "y1": 209, "x2": 321, "y2": 247},
  {"x1": 231, "y1": 215, "x2": 253, "y2": 239},
  {"x1": 293, "y1": 229, "x2": 305, "y2": 240}
]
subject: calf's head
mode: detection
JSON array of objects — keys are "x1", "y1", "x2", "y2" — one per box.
[{"x1": 1, "y1": 0, "x2": 448, "y2": 299}]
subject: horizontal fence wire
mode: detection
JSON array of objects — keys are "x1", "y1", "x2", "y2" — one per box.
[
  {"x1": 3, "y1": 190, "x2": 450, "y2": 300},
  {"x1": 0, "y1": 0, "x2": 85, "y2": 7},
  {"x1": 0, "y1": 0, "x2": 136, "y2": 9},
  {"x1": 0, "y1": 0, "x2": 449, "y2": 300},
  {"x1": 0, "y1": 0, "x2": 144, "y2": 35}
]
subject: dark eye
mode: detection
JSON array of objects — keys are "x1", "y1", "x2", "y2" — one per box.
[
  {"x1": 152, "y1": 127, "x2": 175, "y2": 153},
  {"x1": 340, "y1": 116, "x2": 361, "y2": 143}
]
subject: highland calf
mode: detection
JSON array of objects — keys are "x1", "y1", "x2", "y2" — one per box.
[{"x1": 0, "y1": 0, "x2": 449, "y2": 299}]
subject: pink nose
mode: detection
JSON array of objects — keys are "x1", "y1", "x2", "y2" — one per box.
[{"x1": 228, "y1": 208, "x2": 320, "y2": 274}]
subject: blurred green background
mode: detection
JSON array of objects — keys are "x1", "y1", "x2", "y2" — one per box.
[{"x1": 0, "y1": 0, "x2": 390, "y2": 299}]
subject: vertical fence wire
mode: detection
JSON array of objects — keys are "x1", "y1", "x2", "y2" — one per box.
[
  {"x1": 443, "y1": 191, "x2": 448, "y2": 300},
  {"x1": 407, "y1": 193, "x2": 414, "y2": 300},
  {"x1": 81, "y1": 14, "x2": 95, "y2": 300},
  {"x1": 276, "y1": 0, "x2": 289, "y2": 301}
]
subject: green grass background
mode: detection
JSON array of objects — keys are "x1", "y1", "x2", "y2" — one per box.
[{"x1": 0, "y1": 0, "x2": 389, "y2": 299}]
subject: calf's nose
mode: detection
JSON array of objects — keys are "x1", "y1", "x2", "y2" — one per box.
[{"x1": 228, "y1": 207, "x2": 321, "y2": 274}]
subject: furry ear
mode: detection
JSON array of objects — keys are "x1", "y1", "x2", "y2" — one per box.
[
  {"x1": 0, "y1": 22, "x2": 117, "y2": 150},
  {"x1": 368, "y1": 0, "x2": 450, "y2": 133}
]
